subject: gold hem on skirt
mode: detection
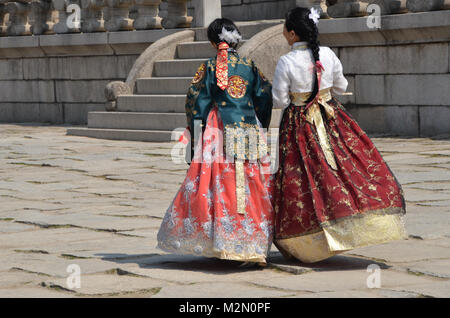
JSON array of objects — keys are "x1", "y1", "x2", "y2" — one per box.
[
  {"x1": 276, "y1": 230, "x2": 343, "y2": 263},
  {"x1": 275, "y1": 212, "x2": 407, "y2": 263},
  {"x1": 157, "y1": 243, "x2": 267, "y2": 264}
]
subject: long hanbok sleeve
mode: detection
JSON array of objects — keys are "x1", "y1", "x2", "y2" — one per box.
[
  {"x1": 185, "y1": 62, "x2": 214, "y2": 152},
  {"x1": 251, "y1": 62, "x2": 273, "y2": 129},
  {"x1": 272, "y1": 56, "x2": 291, "y2": 110},
  {"x1": 331, "y1": 52, "x2": 348, "y2": 96}
]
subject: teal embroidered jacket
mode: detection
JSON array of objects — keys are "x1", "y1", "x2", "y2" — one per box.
[{"x1": 185, "y1": 52, "x2": 273, "y2": 156}]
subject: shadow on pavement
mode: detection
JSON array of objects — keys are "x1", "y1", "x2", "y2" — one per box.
[{"x1": 95, "y1": 251, "x2": 389, "y2": 275}]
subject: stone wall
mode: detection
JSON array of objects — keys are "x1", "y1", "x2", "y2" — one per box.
[
  {"x1": 220, "y1": 0, "x2": 297, "y2": 21},
  {"x1": 0, "y1": 29, "x2": 181, "y2": 124},
  {"x1": 240, "y1": 10, "x2": 450, "y2": 137}
]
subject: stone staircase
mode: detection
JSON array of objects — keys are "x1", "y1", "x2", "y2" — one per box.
[{"x1": 67, "y1": 22, "x2": 281, "y2": 142}]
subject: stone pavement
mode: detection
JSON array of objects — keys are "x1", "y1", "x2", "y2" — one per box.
[{"x1": 0, "y1": 123, "x2": 449, "y2": 298}]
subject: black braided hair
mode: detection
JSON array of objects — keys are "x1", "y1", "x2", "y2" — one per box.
[
  {"x1": 207, "y1": 18, "x2": 242, "y2": 49},
  {"x1": 285, "y1": 7, "x2": 321, "y2": 104}
]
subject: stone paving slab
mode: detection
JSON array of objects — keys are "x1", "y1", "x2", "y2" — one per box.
[
  {"x1": 152, "y1": 282, "x2": 296, "y2": 298},
  {"x1": 0, "y1": 287, "x2": 72, "y2": 298},
  {"x1": 348, "y1": 239, "x2": 450, "y2": 263},
  {"x1": 41, "y1": 273, "x2": 167, "y2": 296},
  {"x1": 405, "y1": 259, "x2": 450, "y2": 279},
  {"x1": 0, "y1": 124, "x2": 449, "y2": 298},
  {"x1": 389, "y1": 280, "x2": 450, "y2": 298}
]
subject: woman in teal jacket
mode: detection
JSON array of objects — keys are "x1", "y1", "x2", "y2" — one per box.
[{"x1": 157, "y1": 18, "x2": 274, "y2": 265}]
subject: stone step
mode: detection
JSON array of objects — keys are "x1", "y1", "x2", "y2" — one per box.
[
  {"x1": 176, "y1": 40, "x2": 247, "y2": 59},
  {"x1": 177, "y1": 41, "x2": 217, "y2": 59},
  {"x1": 116, "y1": 94, "x2": 186, "y2": 113},
  {"x1": 88, "y1": 111, "x2": 186, "y2": 131},
  {"x1": 67, "y1": 127, "x2": 180, "y2": 142},
  {"x1": 153, "y1": 58, "x2": 207, "y2": 77},
  {"x1": 136, "y1": 77, "x2": 192, "y2": 94}
]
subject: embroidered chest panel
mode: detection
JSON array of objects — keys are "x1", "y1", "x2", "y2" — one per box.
[{"x1": 227, "y1": 75, "x2": 248, "y2": 99}]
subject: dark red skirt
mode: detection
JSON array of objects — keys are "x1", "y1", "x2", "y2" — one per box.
[{"x1": 272, "y1": 98, "x2": 407, "y2": 262}]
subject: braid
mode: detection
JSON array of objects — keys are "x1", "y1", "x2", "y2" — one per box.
[
  {"x1": 285, "y1": 7, "x2": 321, "y2": 103},
  {"x1": 306, "y1": 26, "x2": 320, "y2": 103}
]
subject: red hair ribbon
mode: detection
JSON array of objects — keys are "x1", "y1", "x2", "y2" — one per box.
[
  {"x1": 315, "y1": 60, "x2": 325, "y2": 73},
  {"x1": 216, "y1": 42, "x2": 230, "y2": 90},
  {"x1": 305, "y1": 60, "x2": 325, "y2": 109}
]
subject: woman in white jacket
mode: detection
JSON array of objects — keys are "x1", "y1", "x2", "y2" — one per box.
[{"x1": 271, "y1": 7, "x2": 407, "y2": 263}]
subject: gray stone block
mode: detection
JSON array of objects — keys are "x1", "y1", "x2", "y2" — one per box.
[
  {"x1": 87, "y1": 111, "x2": 186, "y2": 130},
  {"x1": 66, "y1": 127, "x2": 175, "y2": 142},
  {"x1": 64, "y1": 103, "x2": 106, "y2": 125},
  {"x1": 23, "y1": 56, "x2": 138, "y2": 80},
  {"x1": 23, "y1": 58, "x2": 55, "y2": 80},
  {"x1": 355, "y1": 74, "x2": 450, "y2": 106},
  {"x1": 0, "y1": 81, "x2": 55, "y2": 102},
  {"x1": 345, "y1": 105, "x2": 419, "y2": 136},
  {"x1": 222, "y1": 0, "x2": 243, "y2": 5},
  {"x1": 177, "y1": 41, "x2": 217, "y2": 59},
  {"x1": 7, "y1": 103, "x2": 40, "y2": 122},
  {"x1": 419, "y1": 106, "x2": 450, "y2": 136},
  {"x1": 0, "y1": 36, "x2": 44, "y2": 58},
  {"x1": 407, "y1": 0, "x2": 445, "y2": 12},
  {"x1": 39, "y1": 103, "x2": 64, "y2": 124},
  {"x1": 222, "y1": 0, "x2": 295, "y2": 21},
  {"x1": 136, "y1": 78, "x2": 192, "y2": 94},
  {"x1": 108, "y1": 29, "x2": 182, "y2": 45},
  {"x1": 0, "y1": 59, "x2": 23, "y2": 80},
  {"x1": 153, "y1": 58, "x2": 207, "y2": 77},
  {"x1": 108, "y1": 29, "x2": 182, "y2": 55},
  {"x1": 354, "y1": 75, "x2": 385, "y2": 105},
  {"x1": 327, "y1": 1, "x2": 369, "y2": 18},
  {"x1": 192, "y1": 0, "x2": 222, "y2": 27},
  {"x1": 117, "y1": 55, "x2": 139, "y2": 79},
  {"x1": 0, "y1": 103, "x2": 14, "y2": 122},
  {"x1": 0, "y1": 102, "x2": 63, "y2": 123},
  {"x1": 341, "y1": 43, "x2": 449, "y2": 74},
  {"x1": 40, "y1": 33, "x2": 113, "y2": 56},
  {"x1": 116, "y1": 95, "x2": 186, "y2": 113},
  {"x1": 67, "y1": 56, "x2": 124, "y2": 80},
  {"x1": 55, "y1": 80, "x2": 110, "y2": 103},
  {"x1": 319, "y1": 10, "x2": 450, "y2": 47}
]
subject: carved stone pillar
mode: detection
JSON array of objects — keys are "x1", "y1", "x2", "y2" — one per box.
[
  {"x1": 0, "y1": 3, "x2": 7, "y2": 36},
  {"x1": 407, "y1": 0, "x2": 449, "y2": 12},
  {"x1": 6, "y1": 1, "x2": 32, "y2": 36},
  {"x1": 104, "y1": 0, "x2": 134, "y2": 31},
  {"x1": 162, "y1": 0, "x2": 192, "y2": 29},
  {"x1": 444, "y1": 0, "x2": 450, "y2": 9},
  {"x1": 367, "y1": 0, "x2": 407, "y2": 14},
  {"x1": 80, "y1": 0, "x2": 106, "y2": 32},
  {"x1": 133, "y1": 0, "x2": 162, "y2": 30},
  {"x1": 192, "y1": 0, "x2": 221, "y2": 27},
  {"x1": 327, "y1": 0, "x2": 369, "y2": 18},
  {"x1": 53, "y1": 0, "x2": 81, "y2": 33},
  {"x1": 30, "y1": 0, "x2": 53, "y2": 34}
]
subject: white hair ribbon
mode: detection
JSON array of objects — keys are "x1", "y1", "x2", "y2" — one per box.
[{"x1": 308, "y1": 7, "x2": 320, "y2": 25}]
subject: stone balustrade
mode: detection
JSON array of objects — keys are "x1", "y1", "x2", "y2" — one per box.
[
  {"x1": 0, "y1": 0, "x2": 448, "y2": 35},
  {"x1": 0, "y1": 0, "x2": 192, "y2": 35},
  {"x1": 326, "y1": 0, "x2": 450, "y2": 18}
]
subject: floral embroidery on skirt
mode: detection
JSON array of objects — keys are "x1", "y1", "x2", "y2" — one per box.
[
  {"x1": 272, "y1": 98, "x2": 407, "y2": 263},
  {"x1": 157, "y1": 107, "x2": 274, "y2": 263}
]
